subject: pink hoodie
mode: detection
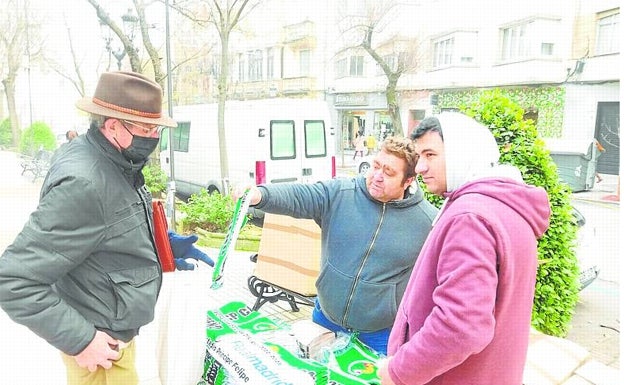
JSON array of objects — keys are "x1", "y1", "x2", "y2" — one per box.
[{"x1": 387, "y1": 177, "x2": 550, "y2": 385}]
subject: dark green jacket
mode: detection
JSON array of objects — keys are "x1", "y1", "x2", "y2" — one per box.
[{"x1": 0, "y1": 127, "x2": 162, "y2": 355}]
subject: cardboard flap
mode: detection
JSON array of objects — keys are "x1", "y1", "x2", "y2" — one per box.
[{"x1": 254, "y1": 213, "x2": 321, "y2": 296}]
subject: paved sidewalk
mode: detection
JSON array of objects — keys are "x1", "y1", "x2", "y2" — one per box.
[{"x1": 524, "y1": 172, "x2": 620, "y2": 385}]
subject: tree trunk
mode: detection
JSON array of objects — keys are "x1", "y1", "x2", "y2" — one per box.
[
  {"x1": 2, "y1": 76, "x2": 20, "y2": 149},
  {"x1": 386, "y1": 75, "x2": 403, "y2": 137}
]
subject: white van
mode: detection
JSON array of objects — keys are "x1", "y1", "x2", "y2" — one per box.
[{"x1": 159, "y1": 98, "x2": 336, "y2": 199}]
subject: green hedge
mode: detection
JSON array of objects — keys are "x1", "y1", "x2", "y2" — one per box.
[
  {"x1": 19, "y1": 121, "x2": 56, "y2": 156},
  {"x1": 462, "y1": 90, "x2": 579, "y2": 337}
]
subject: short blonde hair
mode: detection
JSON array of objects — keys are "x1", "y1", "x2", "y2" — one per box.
[{"x1": 380, "y1": 136, "x2": 417, "y2": 179}]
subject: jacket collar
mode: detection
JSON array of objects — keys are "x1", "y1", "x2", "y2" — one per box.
[{"x1": 86, "y1": 126, "x2": 146, "y2": 188}]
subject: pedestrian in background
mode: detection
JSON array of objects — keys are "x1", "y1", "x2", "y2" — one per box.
[
  {"x1": 0, "y1": 71, "x2": 176, "y2": 385},
  {"x1": 353, "y1": 131, "x2": 366, "y2": 159},
  {"x1": 52, "y1": 130, "x2": 80, "y2": 162},
  {"x1": 366, "y1": 133, "x2": 377, "y2": 155},
  {"x1": 377, "y1": 112, "x2": 550, "y2": 385},
  {"x1": 234, "y1": 136, "x2": 438, "y2": 354},
  {"x1": 66, "y1": 129, "x2": 79, "y2": 141}
]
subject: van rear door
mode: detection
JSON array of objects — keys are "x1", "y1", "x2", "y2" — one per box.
[
  {"x1": 257, "y1": 118, "x2": 333, "y2": 185},
  {"x1": 263, "y1": 120, "x2": 299, "y2": 184},
  {"x1": 300, "y1": 119, "x2": 333, "y2": 183}
]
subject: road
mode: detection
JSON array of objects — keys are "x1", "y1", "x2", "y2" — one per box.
[
  {"x1": 567, "y1": 195, "x2": 620, "y2": 368},
  {"x1": 0, "y1": 150, "x2": 65, "y2": 384}
]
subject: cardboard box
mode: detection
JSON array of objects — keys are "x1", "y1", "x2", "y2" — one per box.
[{"x1": 253, "y1": 213, "x2": 321, "y2": 296}]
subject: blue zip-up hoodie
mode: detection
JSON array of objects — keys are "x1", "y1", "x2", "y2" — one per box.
[{"x1": 256, "y1": 176, "x2": 438, "y2": 332}]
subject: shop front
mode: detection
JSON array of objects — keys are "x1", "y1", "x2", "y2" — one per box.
[{"x1": 333, "y1": 93, "x2": 390, "y2": 153}]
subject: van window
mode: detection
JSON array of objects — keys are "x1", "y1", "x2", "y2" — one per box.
[
  {"x1": 270, "y1": 120, "x2": 296, "y2": 159},
  {"x1": 304, "y1": 120, "x2": 327, "y2": 157},
  {"x1": 164, "y1": 121, "x2": 190, "y2": 152}
]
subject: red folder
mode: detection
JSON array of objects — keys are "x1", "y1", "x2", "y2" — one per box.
[{"x1": 152, "y1": 200, "x2": 176, "y2": 273}]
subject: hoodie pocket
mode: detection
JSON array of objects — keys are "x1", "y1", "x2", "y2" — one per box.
[
  {"x1": 107, "y1": 265, "x2": 160, "y2": 330},
  {"x1": 316, "y1": 262, "x2": 398, "y2": 331}
]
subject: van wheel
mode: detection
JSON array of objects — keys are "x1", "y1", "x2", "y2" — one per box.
[{"x1": 206, "y1": 185, "x2": 219, "y2": 194}]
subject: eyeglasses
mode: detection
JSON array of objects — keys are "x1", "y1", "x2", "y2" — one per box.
[{"x1": 120, "y1": 119, "x2": 162, "y2": 136}]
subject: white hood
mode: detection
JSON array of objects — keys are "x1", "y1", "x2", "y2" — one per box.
[{"x1": 437, "y1": 111, "x2": 523, "y2": 193}]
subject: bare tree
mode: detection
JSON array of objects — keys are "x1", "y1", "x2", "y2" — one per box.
[
  {"x1": 0, "y1": 0, "x2": 42, "y2": 149},
  {"x1": 338, "y1": 0, "x2": 423, "y2": 137},
  {"x1": 85, "y1": 0, "x2": 167, "y2": 89},
  {"x1": 45, "y1": 18, "x2": 87, "y2": 98},
  {"x1": 178, "y1": 0, "x2": 260, "y2": 186}
]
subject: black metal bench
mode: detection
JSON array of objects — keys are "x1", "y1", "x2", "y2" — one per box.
[
  {"x1": 20, "y1": 150, "x2": 53, "y2": 181},
  {"x1": 247, "y1": 269, "x2": 316, "y2": 312}
]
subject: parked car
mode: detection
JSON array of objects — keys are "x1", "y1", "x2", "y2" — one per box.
[{"x1": 571, "y1": 206, "x2": 600, "y2": 291}]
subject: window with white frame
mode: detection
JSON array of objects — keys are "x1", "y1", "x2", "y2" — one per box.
[
  {"x1": 501, "y1": 23, "x2": 529, "y2": 61},
  {"x1": 500, "y1": 17, "x2": 560, "y2": 61},
  {"x1": 238, "y1": 53, "x2": 245, "y2": 82},
  {"x1": 596, "y1": 12, "x2": 619, "y2": 55},
  {"x1": 248, "y1": 50, "x2": 263, "y2": 81},
  {"x1": 433, "y1": 37, "x2": 454, "y2": 67},
  {"x1": 267, "y1": 48, "x2": 275, "y2": 79},
  {"x1": 300, "y1": 50, "x2": 310, "y2": 76},
  {"x1": 376, "y1": 54, "x2": 397, "y2": 75},
  {"x1": 432, "y1": 31, "x2": 477, "y2": 68},
  {"x1": 335, "y1": 55, "x2": 365, "y2": 78},
  {"x1": 335, "y1": 58, "x2": 347, "y2": 78},
  {"x1": 350, "y1": 55, "x2": 364, "y2": 76}
]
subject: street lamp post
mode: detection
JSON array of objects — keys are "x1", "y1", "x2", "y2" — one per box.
[{"x1": 100, "y1": 8, "x2": 139, "y2": 71}]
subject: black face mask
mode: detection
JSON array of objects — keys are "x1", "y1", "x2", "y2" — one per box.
[{"x1": 116, "y1": 121, "x2": 160, "y2": 163}]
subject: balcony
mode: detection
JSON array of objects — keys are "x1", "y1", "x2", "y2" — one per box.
[
  {"x1": 283, "y1": 20, "x2": 316, "y2": 50},
  {"x1": 229, "y1": 77, "x2": 317, "y2": 99},
  {"x1": 281, "y1": 77, "x2": 315, "y2": 94}
]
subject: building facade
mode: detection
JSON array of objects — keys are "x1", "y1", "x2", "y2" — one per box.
[{"x1": 179, "y1": 0, "x2": 620, "y2": 174}]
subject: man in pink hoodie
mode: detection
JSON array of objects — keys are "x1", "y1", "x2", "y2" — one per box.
[{"x1": 378, "y1": 112, "x2": 551, "y2": 385}]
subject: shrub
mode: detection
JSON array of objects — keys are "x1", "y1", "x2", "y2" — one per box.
[
  {"x1": 0, "y1": 118, "x2": 12, "y2": 149},
  {"x1": 19, "y1": 121, "x2": 56, "y2": 156},
  {"x1": 20, "y1": 122, "x2": 54, "y2": 153},
  {"x1": 179, "y1": 189, "x2": 235, "y2": 233},
  {"x1": 461, "y1": 89, "x2": 579, "y2": 337},
  {"x1": 142, "y1": 163, "x2": 168, "y2": 196}
]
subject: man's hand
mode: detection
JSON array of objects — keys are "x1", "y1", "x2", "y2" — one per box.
[
  {"x1": 232, "y1": 184, "x2": 262, "y2": 205},
  {"x1": 73, "y1": 331, "x2": 121, "y2": 372},
  {"x1": 377, "y1": 357, "x2": 397, "y2": 385}
]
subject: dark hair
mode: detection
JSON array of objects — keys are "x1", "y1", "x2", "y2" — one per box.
[{"x1": 411, "y1": 116, "x2": 443, "y2": 141}]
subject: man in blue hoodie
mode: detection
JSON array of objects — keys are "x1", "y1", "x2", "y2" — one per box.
[{"x1": 234, "y1": 136, "x2": 438, "y2": 354}]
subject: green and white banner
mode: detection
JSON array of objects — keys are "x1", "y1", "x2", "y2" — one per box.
[{"x1": 198, "y1": 301, "x2": 381, "y2": 385}]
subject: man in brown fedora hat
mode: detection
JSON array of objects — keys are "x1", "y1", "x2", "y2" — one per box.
[{"x1": 0, "y1": 71, "x2": 176, "y2": 385}]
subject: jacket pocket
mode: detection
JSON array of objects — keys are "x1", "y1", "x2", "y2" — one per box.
[
  {"x1": 106, "y1": 201, "x2": 145, "y2": 239},
  {"x1": 107, "y1": 265, "x2": 160, "y2": 330}
]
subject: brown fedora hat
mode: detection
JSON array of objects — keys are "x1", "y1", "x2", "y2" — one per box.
[{"x1": 76, "y1": 71, "x2": 177, "y2": 128}]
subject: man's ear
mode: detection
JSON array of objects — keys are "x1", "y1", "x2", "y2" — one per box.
[
  {"x1": 103, "y1": 118, "x2": 116, "y2": 133},
  {"x1": 403, "y1": 176, "x2": 415, "y2": 190}
]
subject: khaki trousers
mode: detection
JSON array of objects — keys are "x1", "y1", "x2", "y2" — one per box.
[{"x1": 61, "y1": 339, "x2": 138, "y2": 385}]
